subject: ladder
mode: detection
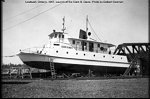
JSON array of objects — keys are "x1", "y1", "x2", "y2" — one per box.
[
  {"x1": 49, "y1": 58, "x2": 56, "y2": 79},
  {"x1": 123, "y1": 57, "x2": 137, "y2": 76}
]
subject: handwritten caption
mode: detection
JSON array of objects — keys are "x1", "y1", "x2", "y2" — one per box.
[{"x1": 25, "y1": 0, "x2": 124, "y2": 4}]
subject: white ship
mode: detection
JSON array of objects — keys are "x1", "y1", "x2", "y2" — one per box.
[{"x1": 18, "y1": 17, "x2": 130, "y2": 76}]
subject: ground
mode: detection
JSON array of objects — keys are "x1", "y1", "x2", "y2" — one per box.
[{"x1": 1, "y1": 78, "x2": 149, "y2": 98}]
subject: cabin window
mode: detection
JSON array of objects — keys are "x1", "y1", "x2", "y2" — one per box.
[
  {"x1": 72, "y1": 40, "x2": 75, "y2": 44},
  {"x1": 54, "y1": 34, "x2": 57, "y2": 38},
  {"x1": 98, "y1": 44, "x2": 100, "y2": 47},
  {"x1": 103, "y1": 48, "x2": 107, "y2": 52},
  {"x1": 59, "y1": 34, "x2": 61, "y2": 38},
  {"x1": 77, "y1": 41, "x2": 80, "y2": 44},
  {"x1": 82, "y1": 41, "x2": 86, "y2": 51},
  {"x1": 62, "y1": 35, "x2": 64, "y2": 38},
  {"x1": 89, "y1": 42, "x2": 94, "y2": 52},
  {"x1": 54, "y1": 44, "x2": 60, "y2": 46},
  {"x1": 84, "y1": 42, "x2": 87, "y2": 50}
]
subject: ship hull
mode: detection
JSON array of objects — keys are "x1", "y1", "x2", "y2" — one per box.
[
  {"x1": 18, "y1": 52, "x2": 130, "y2": 75},
  {"x1": 24, "y1": 61, "x2": 127, "y2": 75}
]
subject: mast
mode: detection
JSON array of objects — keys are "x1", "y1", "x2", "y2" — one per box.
[
  {"x1": 86, "y1": 15, "x2": 88, "y2": 35},
  {"x1": 62, "y1": 16, "x2": 66, "y2": 33}
]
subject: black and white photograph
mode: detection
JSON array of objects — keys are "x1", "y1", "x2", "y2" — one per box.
[{"x1": 2, "y1": 0, "x2": 149, "y2": 98}]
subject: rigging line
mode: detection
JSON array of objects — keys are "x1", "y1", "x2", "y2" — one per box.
[
  {"x1": 88, "y1": 20, "x2": 102, "y2": 42},
  {"x1": 4, "y1": 3, "x2": 47, "y2": 22},
  {"x1": 3, "y1": 54, "x2": 18, "y2": 57},
  {"x1": 3, "y1": 3, "x2": 63, "y2": 32}
]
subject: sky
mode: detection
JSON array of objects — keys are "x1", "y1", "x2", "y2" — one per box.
[{"x1": 2, "y1": 0, "x2": 149, "y2": 64}]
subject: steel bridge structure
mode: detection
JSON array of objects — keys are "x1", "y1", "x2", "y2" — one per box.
[{"x1": 113, "y1": 43, "x2": 150, "y2": 76}]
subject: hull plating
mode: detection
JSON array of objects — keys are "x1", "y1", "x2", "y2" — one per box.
[
  {"x1": 24, "y1": 61, "x2": 127, "y2": 75},
  {"x1": 18, "y1": 52, "x2": 129, "y2": 75}
]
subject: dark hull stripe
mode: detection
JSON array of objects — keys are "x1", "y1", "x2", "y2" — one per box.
[{"x1": 24, "y1": 61, "x2": 128, "y2": 75}]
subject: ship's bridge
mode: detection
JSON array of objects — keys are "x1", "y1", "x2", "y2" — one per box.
[
  {"x1": 48, "y1": 30, "x2": 71, "y2": 43},
  {"x1": 48, "y1": 30, "x2": 74, "y2": 50}
]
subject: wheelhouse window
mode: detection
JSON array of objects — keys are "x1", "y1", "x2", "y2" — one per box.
[
  {"x1": 81, "y1": 41, "x2": 87, "y2": 51},
  {"x1": 89, "y1": 42, "x2": 94, "y2": 52},
  {"x1": 72, "y1": 40, "x2": 75, "y2": 44},
  {"x1": 59, "y1": 34, "x2": 61, "y2": 38},
  {"x1": 54, "y1": 34, "x2": 57, "y2": 38},
  {"x1": 54, "y1": 44, "x2": 60, "y2": 46},
  {"x1": 62, "y1": 35, "x2": 64, "y2": 38}
]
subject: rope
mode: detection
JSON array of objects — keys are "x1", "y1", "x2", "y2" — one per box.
[
  {"x1": 3, "y1": 3, "x2": 63, "y2": 31},
  {"x1": 4, "y1": 3, "x2": 47, "y2": 23},
  {"x1": 88, "y1": 20, "x2": 102, "y2": 42}
]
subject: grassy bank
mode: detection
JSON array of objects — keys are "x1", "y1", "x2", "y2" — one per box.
[{"x1": 2, "y1": 78, "x2": 149, "y2": 98}]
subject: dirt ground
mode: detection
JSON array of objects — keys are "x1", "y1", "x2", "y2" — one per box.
[{"x1": 1, "y1": 78, "x2": 149, "y2": 98}]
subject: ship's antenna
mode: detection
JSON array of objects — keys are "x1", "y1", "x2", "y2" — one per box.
[
  {"x1": 86, "y1": 15, "x2": 88, "y2": 34},
  {"x1": 62, "y1": 16, "x2": 66, "y2": 33}
]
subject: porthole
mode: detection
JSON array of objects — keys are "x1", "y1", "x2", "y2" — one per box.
[
  {"x1": 121, "y1": 57, "x2": 122, "y2": 59},
  {"x1": 112, "y1": 56, "x2": 114, "y2": 58},
  {"x1": 76, "y1": 53, "x2": 78, "y2": 55},
  {"x1": 100, "y1": 47, "x2": 104, "y2": 51},
  {"x1": 93, "y1": 54, "x2": 95, "y2": 57},
  {"x1": 84, "y1": 54, "x2": 85, "y2": 56},
  {"x1": 56, "y1": 51, "x2": 58, "y2": 53},
  {"x1": 66, "y1": 52, "x2": 68, "y2": 54},
  {"x1": 103, "y1": 55, "x2": 105, "y2": 58}
]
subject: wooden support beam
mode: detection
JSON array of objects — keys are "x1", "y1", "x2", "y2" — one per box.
[
  {"x1": 134, "y1": 46, "x2": 140, "y2": 53},
  {"x1": 114, "y1": 43, "x2": 150, "y2": 55},
  {"x1": 125, "y1": 46, "x2": 132, "y2": 54},
  {"x1": 132, "y1": 45, "x2": 135, "y2": 54},
  {"x1": 145, "y1": 45, "x2": 150, "y2": 52},
  {"x1": 113, "y1": 48, "x2": 118, "y2": 54},
  {"x1": 113, "y1": 46, "x2": 121, "y2": 54},
  {"x1": 120, "y1": 47, "x2": 126, "y2": 54},
  {"x1": 132, "y1": 45, "x2": 139, "y2": 54},
  {"x1": 117, "y1": 49, "x2": 121, "y2": 54},
  {"x1": 140, "y1": 45, "x2": 146, "y2": 52},
  {"x1": 125, "y1": 46, "x2": 135, "y2": 60},
  {"x1": 138, "y1": 46, "x2": 140, "y2": 52}
]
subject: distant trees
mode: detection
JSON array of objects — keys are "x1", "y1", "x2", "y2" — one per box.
[{"x1": 1, "y1": 63, "x2": 25, "y2": 69}]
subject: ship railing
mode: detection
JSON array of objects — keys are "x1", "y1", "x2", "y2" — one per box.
[
  {"x1": 21, "y1": 47, "x2": 44, "y2": 54},
  {"x1": 72, "y1": 45, "x2": 112, "y2": 54}
]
